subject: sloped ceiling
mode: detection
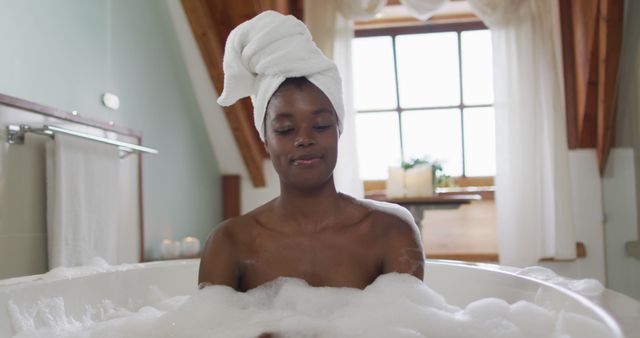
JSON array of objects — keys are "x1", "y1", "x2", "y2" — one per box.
[{"x1": 180, "y1": 0, "x2": 303, "y2": 187}]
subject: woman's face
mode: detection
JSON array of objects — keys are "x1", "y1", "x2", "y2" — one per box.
[{"x1": 264, "y1": 81, "x2": 339, "y2": 190}]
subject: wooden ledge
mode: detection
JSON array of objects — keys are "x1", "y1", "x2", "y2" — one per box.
[
  {"x1": 367, "y1": 194, "x2": 481, "y2": 205},
  {"x1": 539, "y1": 242, "x2": 587, "y2": 261}
]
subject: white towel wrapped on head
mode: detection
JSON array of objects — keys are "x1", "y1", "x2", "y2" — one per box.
[{"x1": 216, "y1": 10, "x2": 344, "y2": 141}]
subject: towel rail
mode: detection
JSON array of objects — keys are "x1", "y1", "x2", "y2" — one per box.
[{"x1": 6, "y1": 124, "x2": 158, "y2": 155}]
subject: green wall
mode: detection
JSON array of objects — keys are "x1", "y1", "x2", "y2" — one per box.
[{"x1": 0, "y1": 0, "x2": 221, "y2": 259}]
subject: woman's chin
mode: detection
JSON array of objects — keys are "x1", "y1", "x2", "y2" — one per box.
[{"x1": 284, "y1": 175, "x2": 334, "y2": 191}]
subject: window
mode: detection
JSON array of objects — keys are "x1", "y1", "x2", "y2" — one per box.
[{"x1": 352, "y1": 23, "x2": 496, "y2": 181}]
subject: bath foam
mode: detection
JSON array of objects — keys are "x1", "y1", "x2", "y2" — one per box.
[
  {"x1": 516, "y1": 266, "x2": 605, "y2": 299},
  {"x1": 7, "y1": 273, "x2": 610, "y2": 338}
]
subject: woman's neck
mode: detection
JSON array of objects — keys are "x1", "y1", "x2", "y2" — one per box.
[{"x1": 274, "y1": 178, "x2": 342, "y2": 232}]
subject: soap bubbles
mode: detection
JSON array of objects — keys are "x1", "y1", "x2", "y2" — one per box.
[{"x1": 7, "y1": 273, "x2": 610, "y2": 338}]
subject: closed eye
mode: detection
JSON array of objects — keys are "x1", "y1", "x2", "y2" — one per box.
[
  {"x1": 314, "y1": 125, "x2": 332, "y2": 131},
  {"x1": 275, "y1": 128, "x2": 294, "y2": 135}
]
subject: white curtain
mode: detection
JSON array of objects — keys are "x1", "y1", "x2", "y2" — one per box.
[
  {"x1": 304, "y1": 0, "x2": 387, "y2": 198},
  {"x1": 467, "y1": 0, "x2": 578, "y2": 266},
  {"x1": 399, "y1": 0, "x2": 447, "y2": 20}
]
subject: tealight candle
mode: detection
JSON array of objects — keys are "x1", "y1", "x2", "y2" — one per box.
[
  {"x1": 160, "y1": 239, "x2": 181, "y2": 260},
  {"x1": 181, "y1": 236, "x2": 201, "y2": 258}
]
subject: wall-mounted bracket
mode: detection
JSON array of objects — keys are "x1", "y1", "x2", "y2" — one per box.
[{"x1": 6, "y1": 124, "x2": 29, "y2": 144}]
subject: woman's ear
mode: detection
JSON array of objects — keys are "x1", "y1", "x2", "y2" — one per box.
[{"x1": 263, "y1": 140, "x2": 270, "y2": 156}]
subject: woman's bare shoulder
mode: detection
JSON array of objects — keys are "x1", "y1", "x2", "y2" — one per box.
[
  {"x1": 341, "y1": 196, "x2": 424, "y2": 278},
  {"x1": 355, "y1": 198, "x2": 424, "y2": 276},
  {"x1": 349, "y1": 197, "x2": 418, "y2": 231},
  {"x1": 200, "y1": 202, "x2": 273, "y2": 270}
]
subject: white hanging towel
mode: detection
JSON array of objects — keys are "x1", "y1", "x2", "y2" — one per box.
[{"x1": 46, "y1": 133, "x2": 120, "y2": 269}]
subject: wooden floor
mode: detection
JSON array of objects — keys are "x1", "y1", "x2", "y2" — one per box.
[{"x1": 420, "y1": 200, "x2": 499, "y2": 262}]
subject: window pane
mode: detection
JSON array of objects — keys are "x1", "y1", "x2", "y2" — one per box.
[
  {"x1": 461, "y1": 30, "x2": 494, "y2": 105},
  {"x1": 401, "y1": 109, "x2": 462, "y2": 176},
  {"x1": 396, "y1": 32, "x2": 460, "y2": 108},
  {"x1": 356, "y1": 112, "x2": 402, "y2": 180},
  {"x1": 352, "y1": 37, "x2": 397, "y2": 110},
  {"x1": 463, "y1": 107, "x2": 496, "y2": 176}
]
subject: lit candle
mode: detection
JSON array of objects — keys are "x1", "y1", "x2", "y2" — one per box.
[
  {"x1": 181, "y1": 236, "x2": 201, "y2": 258},
  {"x1": 160, "y1": 239, "x2": 181, "y2": 260},
  {"x1": 386, "y1": 166, "x2": 405, "y2": 198},
  {"x1": 405, "y1": 164, "x2": 433, "y2": 197}
]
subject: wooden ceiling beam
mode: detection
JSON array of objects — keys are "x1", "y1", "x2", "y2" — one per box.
[
  {"x1": 181, "y1": 0, "x2": 303, "y2": 188},
  {"x1": 181, "y1": 0, "x2": 287, "y2": 188},
  {"x1": 597, "y1": 0, "x2": 623, "y2": 173},
  {"x1": 559, "y1": 0, "x2": 579, "y2": 148},
  {"x1": 559, "y1": 0, "x2": 623, "y2": 174},
  {"x1": 560, "y1": 0, "x2": 599, "y2": 149}
]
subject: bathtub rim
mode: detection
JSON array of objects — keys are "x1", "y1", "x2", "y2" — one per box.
[
  {"x1": 0, "y1": 258, "x2": 632, "y2": 338},
  {"x1": 425, "y1": 259, "x2": 626, "y2": 337},
  {"x1": 0, "y1": 260, "x2": 188, "y2": 288}
]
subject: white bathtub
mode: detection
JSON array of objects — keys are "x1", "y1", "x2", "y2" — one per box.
[{"x1": 0, "y1": 259, "x2": 638, "y2": 337}]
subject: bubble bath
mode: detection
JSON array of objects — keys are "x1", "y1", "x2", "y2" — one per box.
[{"x1": 3, "y1": 266, "x2": 619, "y2": 338}]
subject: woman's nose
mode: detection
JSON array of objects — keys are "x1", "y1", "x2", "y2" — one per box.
[{"x1": 294, "y1": 135, "x2": 315, "y2": 147}]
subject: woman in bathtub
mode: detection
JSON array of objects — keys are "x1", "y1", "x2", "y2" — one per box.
[{"x1": 198, "y1": 11, "x2": 424, "y2": 292}]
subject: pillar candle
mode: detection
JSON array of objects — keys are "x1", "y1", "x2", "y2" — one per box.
[
  {"x1": 405, "y1": 164, "x2": 433, "y2": 197},
  {"x1": 386, "y1": 166, "x2": 405, "y2": 198}
]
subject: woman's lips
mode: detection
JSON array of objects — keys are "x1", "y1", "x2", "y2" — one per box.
[
  {"x1": 291, "y1": 154, "x2": 323, "y2": 167},
  {"x1": 293, "y1": 158, "x2": 321, "y2": 166}
]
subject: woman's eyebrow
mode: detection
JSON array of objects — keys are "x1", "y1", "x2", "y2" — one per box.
[
  {"x1": 272, "y1": 112, "x2": 294, "y2": 120},
  {"x1": 312, "y1": 108, "x2": 334, "y2": 116}
]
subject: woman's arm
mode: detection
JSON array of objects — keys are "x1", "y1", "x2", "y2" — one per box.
[
  {"x1": 382, "y1": 219, "x2": 425, "y2": 280},
  {"x1": 198, "y1": 221, "x2": 241, "y2": 290}
]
